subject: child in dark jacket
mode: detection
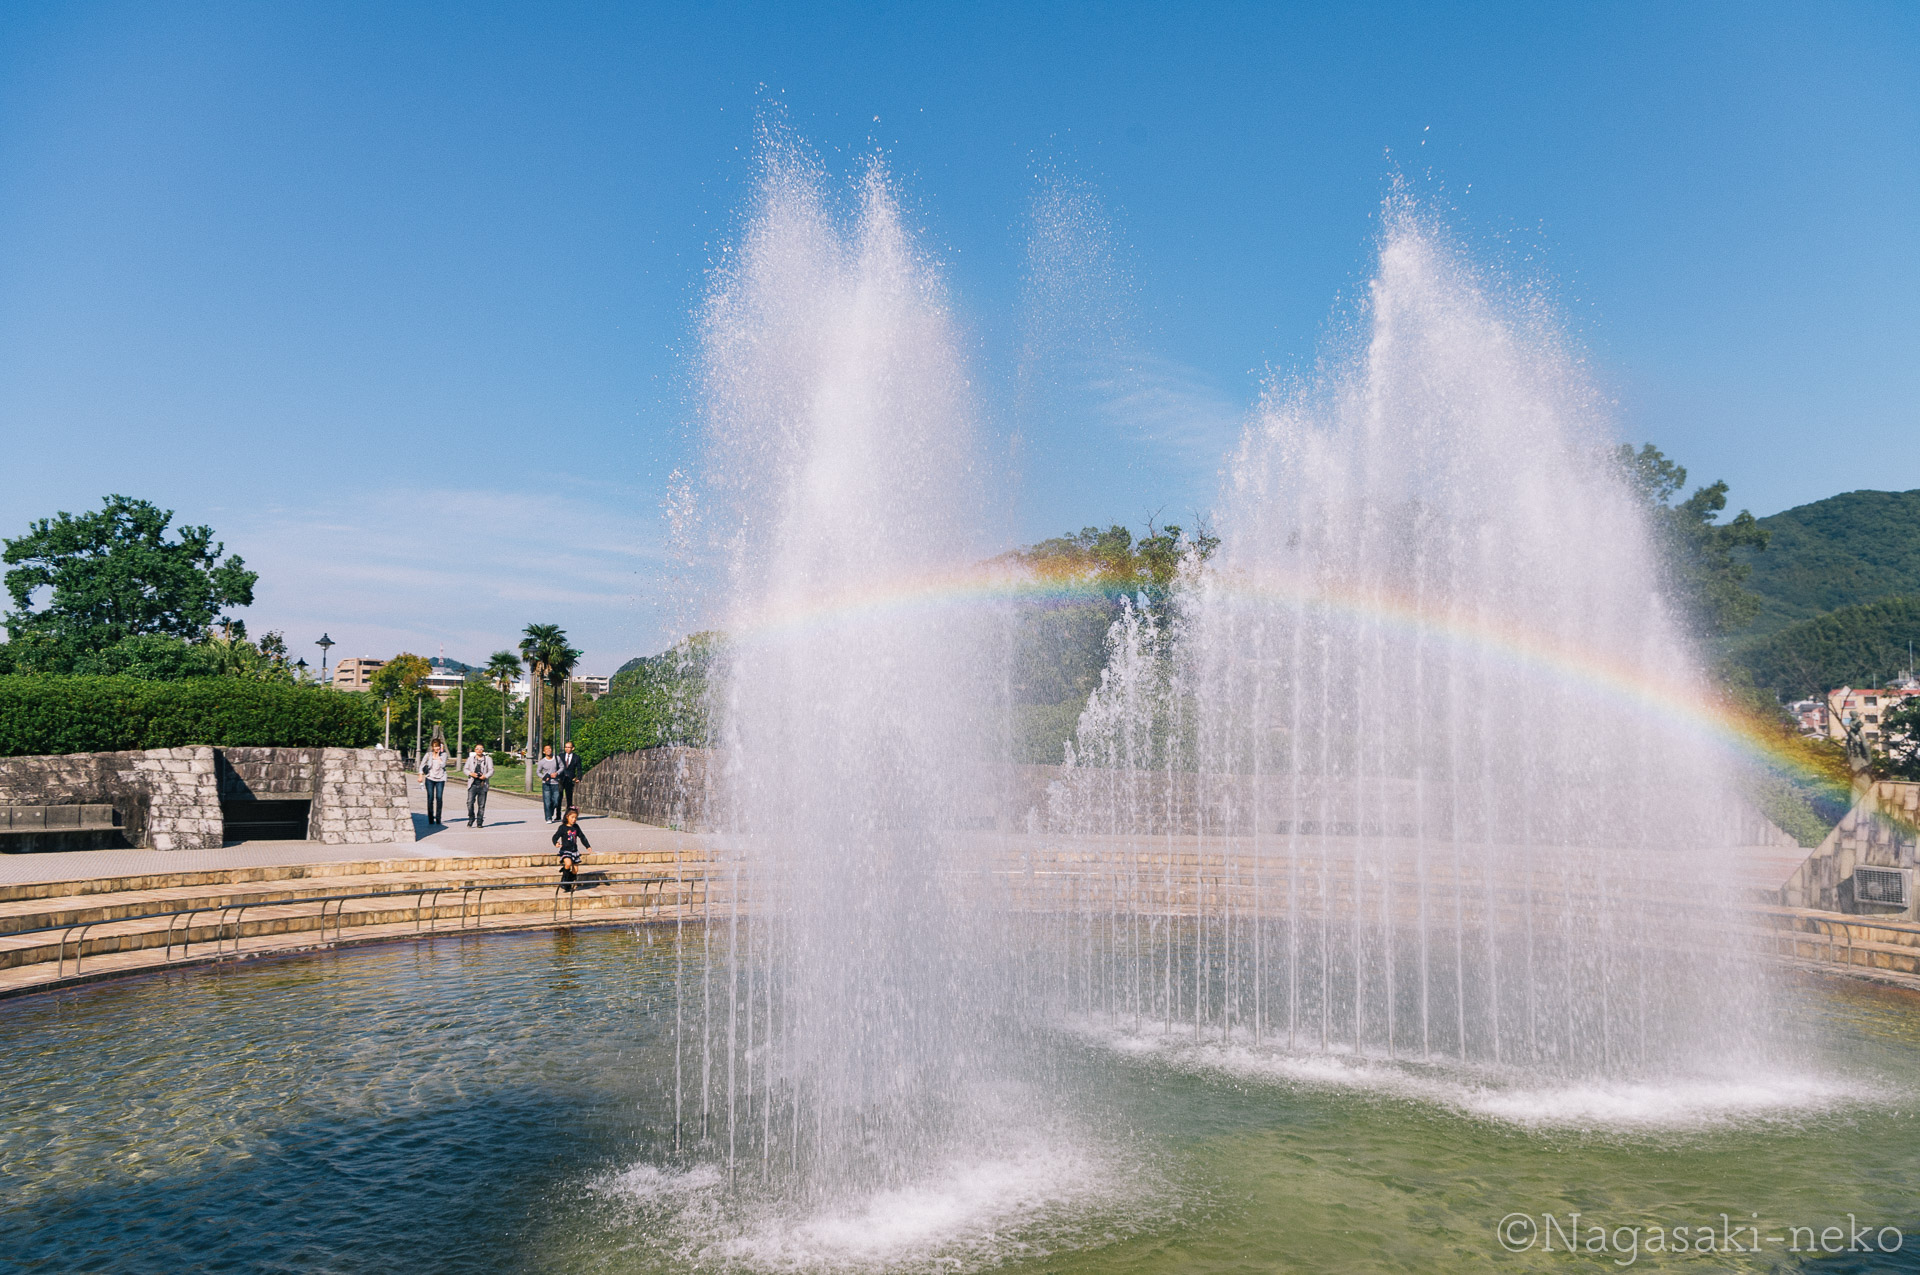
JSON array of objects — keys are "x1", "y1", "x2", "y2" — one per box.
[{"x1": 553, "y1": 808, "x2": 591, "y2": 891}]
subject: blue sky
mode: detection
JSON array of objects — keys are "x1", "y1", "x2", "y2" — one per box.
[{"x1": 1, "y1": 2, "x2": 1914, "y2": 671}]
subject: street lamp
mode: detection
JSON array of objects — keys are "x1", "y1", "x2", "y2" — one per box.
[
  {"x1": 295, "y1": 657, "x2": 309, "y2": 683},
  {"x1": 316, "y1": 633, "x2": 336, "y2": 686}
]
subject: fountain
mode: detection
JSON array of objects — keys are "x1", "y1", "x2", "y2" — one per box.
[
  {"x1": 3, "y1": 148, "x2": 1908, "y2": 1275},
  {"x1": 1046, "y1": 201, "x2": 1781, "y2": 1076},
  {"x1": 692, "y1": 142, "x2": 1027, "y2": 1203}
]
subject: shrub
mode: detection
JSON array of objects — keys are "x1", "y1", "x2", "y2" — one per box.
[{"x1": 0, "y1": 675, "x2": 381, "y2": 756}]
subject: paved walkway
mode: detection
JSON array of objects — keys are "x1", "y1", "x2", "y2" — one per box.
[{"x1": 0, "y1": 780, "x2": 706, "y2": 886}]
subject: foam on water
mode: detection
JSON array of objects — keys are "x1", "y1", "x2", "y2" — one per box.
[
  {"x1": 596, "y1": 1129, "x2": 1154, "y2": 1273},
  {"x1": 1077, "y1": 1016, "x2": 1866, "y2": 1133}
]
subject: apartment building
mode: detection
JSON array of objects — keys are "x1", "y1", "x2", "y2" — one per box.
[
  {"x1": 330, "y1": 657, "x2": 385, "y2": 691},
  {"x1": 1828, "y1": 677, "x2": 1920, "y2": 744}
]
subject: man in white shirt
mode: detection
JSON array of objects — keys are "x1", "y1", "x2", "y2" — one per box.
[{"x1": 462, "y1": 744, "x2": 494, "y2": 828}]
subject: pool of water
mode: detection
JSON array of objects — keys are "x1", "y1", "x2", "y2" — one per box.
[{"x1": 4, "y1": 928, "x2": 1919, "y2": 1273}]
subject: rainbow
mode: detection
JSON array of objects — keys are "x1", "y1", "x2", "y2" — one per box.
[{"x1": 718, "y1": 560, "x2": 1855, "y2": 806}]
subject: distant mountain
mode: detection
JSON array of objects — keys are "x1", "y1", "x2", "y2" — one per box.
[{"x1": 1734, "y1": 489, "x2": 1920, "y2": 638}]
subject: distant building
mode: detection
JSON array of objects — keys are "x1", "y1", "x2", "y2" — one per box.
[
  {"x1": 422, "y1": 657, "x2": 468, "y2": 694},
  {"x1": 331, "y1": 657, "x2": 385, "y2": 691},
  {"x1": 1828, "y1": 681, "x2": 1920, "y2": 745},
  {"x1": 508, "y1": 675, "x2": 611, "y2": 699},
  {"x1": 1786, "y1": 699, "x2": 1828, "y2": 737}
]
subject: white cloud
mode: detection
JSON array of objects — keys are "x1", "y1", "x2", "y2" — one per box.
[{"x1": 223, "y1": 479, "x2": 681, "y2": 673}]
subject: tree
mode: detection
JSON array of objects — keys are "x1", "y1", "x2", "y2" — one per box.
[
  {"x1": 484, "y1": 650, "x2": 521, "y2": 752},
  {"x1": 1877, "y1": 696, "x2": 1920, "y2": 781},
  {"x1": 1613, "y1": 444, "x2": 1770, "y2": 639},
  {"x1": 518, "y1": 624, "x2": 576, "y2": 772},
  {"x1": 3, "y1": 495, "x2": 258, "y2": 670},
  {"x1": 368, "y1": 652, "x2": 434, "y2": 744},
  {"x1": 545, "y1": 638, "x2": 584, "y2": 747}
]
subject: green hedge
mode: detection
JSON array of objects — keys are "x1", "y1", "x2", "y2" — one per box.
[{"x1": 0, "y1": 675, "x2": 382, "y2": 756}]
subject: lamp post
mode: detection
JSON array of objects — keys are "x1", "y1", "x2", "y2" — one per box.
[
  {"x1": 295, "y1": 657, "x2": 309, "y2": 683},
  {"x1": 316, "y1": 633, "x2": 336, "y2": 686}
]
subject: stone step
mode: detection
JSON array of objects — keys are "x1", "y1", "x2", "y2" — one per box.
[
  {"x1": 0, "y1": 858, "x2": 725, "y2": 934},
  {"x1": 0, "y1": 846, "x2": 720, "y2": 904},
  {"x1": 0, "y1": 878, "x2": 718, "y2": 976},
  {"x1": 0, "y1": 899, "x2": 699, "y2": 999}
]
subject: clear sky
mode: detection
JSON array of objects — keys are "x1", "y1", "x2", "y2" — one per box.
[{"x1": 1, "y1": 2, "x2": 1914, "y2": 672}]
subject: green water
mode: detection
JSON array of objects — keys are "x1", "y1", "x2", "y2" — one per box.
[{"x1": 2, "y1": 928, "x2": 1916, "y2": 1274}]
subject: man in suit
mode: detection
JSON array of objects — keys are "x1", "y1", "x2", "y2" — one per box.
[{"x1": 557, "y1": 740, "x2": 582, "y2": 813}]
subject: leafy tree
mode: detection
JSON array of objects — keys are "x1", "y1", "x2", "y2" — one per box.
[
  {"x1": 1876, "y1": 695, "x2": 1920, "y2": 782},
  {"x1": 1613, "y1": 444, "x2": 1770, "y2": 639},
  {"x1": 368, "y1": 652, "x2": 434, "y2": 738},
  {"x1": 575, "y1": 633, "x2": 716, "y2": 768},
  {"x1": 484, "y1": 650, "x2": 522, "y2": 751},
  {"x1": 2, "y1": 495, "x2": 258, "y2": 670},
  {"x1": 71, "y1": 634, "x2": 226, "y2": 680},
  {"x1": 421, "y1": 670, "x2": 521, "y2": 754}
]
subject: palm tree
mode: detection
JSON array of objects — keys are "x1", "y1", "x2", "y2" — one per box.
[
  {"x1": 484, "y1": 650, "x2": 521, "y2": 753},
  {"x1": 544, "y1": 639, "x2": 584, "y2": 748},
  {"x1": 520, "y1": 623, "x2": 566, "y2": 787}
]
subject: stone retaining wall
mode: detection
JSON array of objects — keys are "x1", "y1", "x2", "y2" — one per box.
[
  {"x1": 0, "y1": 746, "x2": 414, "y2": 850},
  {"x1": 0, "y1": 747, "x2": 222, "y2": 850},
  {"x1": 576, "y1": 747, "x2": 717, "y2": 830},
  {"x1": 1780, "y1": 781, "x2": 1920, "y2": 918}
]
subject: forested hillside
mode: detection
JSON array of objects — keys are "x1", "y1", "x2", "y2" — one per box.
[
  {"x1": 1731, "y1": 598, "x2": 1920, "y2": 699},
  {"x1": 1733, "y1": 489, "x2": 1920, "y2": 637}
]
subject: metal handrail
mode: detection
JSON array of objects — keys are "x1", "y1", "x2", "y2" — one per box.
[{"x1": 6, "y1": 873, "x2": 684, "y2": 976}]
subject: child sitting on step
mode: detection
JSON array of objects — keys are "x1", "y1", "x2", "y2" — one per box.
[{"x1": 552, "y1": 808, "x2": 591, "y2": 891}]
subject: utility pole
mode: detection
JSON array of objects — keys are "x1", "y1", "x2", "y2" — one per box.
[{"x1": 457, "y1": 683, "x2": 465, "y2": 755}]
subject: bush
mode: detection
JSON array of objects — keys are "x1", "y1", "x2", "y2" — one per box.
[{"x1": 0, "y1": 675, "x2": 381, "y2": 756}]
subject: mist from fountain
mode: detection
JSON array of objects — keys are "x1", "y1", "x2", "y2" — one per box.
[
  {"x1": 1048, "y1": 201, "x2": 1782, "y2": 1076},
  {"x1": 671, "y1": 152, "x2": 1796, "y2": 1263},
  {"x1": 690, "y1": 142, "x2": 1029, "y2": 1210}
]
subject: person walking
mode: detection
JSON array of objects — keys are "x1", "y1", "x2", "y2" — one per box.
[
  {"x1": 552, "y1": 806, "x2": 591, "y2": 891},
  {"x1": 418, "y1": 739, "x2": 449, "y2": 825},
  {"x1": 536, "y1": 744, "x2": 562, "y2": 823},
  {"x1": 463, "y1": 743, "x2": 494, "y2": 828},
  {"x1": 557, "y1": 740, "x2": 582, "y2": 813}
]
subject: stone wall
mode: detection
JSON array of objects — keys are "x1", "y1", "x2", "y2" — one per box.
[
  {"x1": 0, "y1": 746, "x2": 414, "y2": 850},
  {"x1": 0, "y1": 747, "x2": 223, "y2": 851},
  {"x1": 576, "y1": 747, "x2": 717, "y2": 830},
  {"x1": 217, "y1": 747, "x2": 324, "y2": 799},
  {"x1": 309, "y1": 749, "x2": 415, "y2": 844},
  {"x1": 1781, "y1": 781, "x2": 1920, "y2": 917}
]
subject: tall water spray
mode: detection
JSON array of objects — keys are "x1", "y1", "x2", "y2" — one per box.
[
  {"x1": 1050, "y1": 207, "x2": 1778, "y2": 1076},
  {"x1": 696, "y1": 148, "x2": 1012, "y2": 1201}
]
